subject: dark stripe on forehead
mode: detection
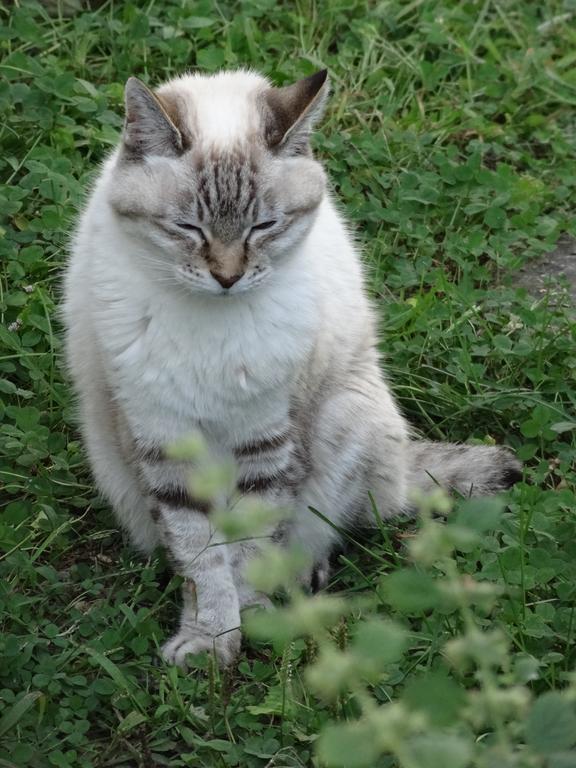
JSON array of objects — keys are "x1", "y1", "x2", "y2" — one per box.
[
  {"x1": 213, "y1": 160, "x2": 222, "y2": 205},
  {"x1": 196, "y1": 148, "x2": 258, "y2": 222},
  {"x1": 196, "y1": 174, "x2": 210, "y2": 219},
  {"x1": 235, "y1": 165, "x2": 242, "y2": 201},
  {"x1": 241, "y1": 176, "x2": 257, "y2": 217}
]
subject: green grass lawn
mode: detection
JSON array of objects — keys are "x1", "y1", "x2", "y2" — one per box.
[{"x1": 1, "y1": 1, "x2": 576, "y2": 766}]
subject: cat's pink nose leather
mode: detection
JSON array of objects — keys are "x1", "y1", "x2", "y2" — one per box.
[{"x1": 211, "y1": 272, "x2": 242, "y2": 289}]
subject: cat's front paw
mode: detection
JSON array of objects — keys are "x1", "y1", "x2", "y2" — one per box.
[{"x1": 161, "y1": 625, "x2": 241, "y2": 668}]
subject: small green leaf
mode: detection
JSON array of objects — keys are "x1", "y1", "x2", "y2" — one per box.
[
  {"x1": 118, "y1": 711, "x2": 148, "y2": 733},
  {"x1": 0, "y1": 378, "x2": 17, "y2": 395},
  {"x1": 317, "y1": 721, "x2": 380, "y2": 768},
  {"x1": 197, "y1": 46, "x2": 226, "y2": 70},
  {"x1": 352, "y1": 619, "x2": 407, "y2": 666},
  {"x1": 247, "y1": 684, "x2": 295, "y2": 717},
  {"x1": 382, "y1": 569, "x2": 441, "y2": 613},
  {"x1": 526, "y1": 693, "x2": 576, "y2": 754},
  {"x1": 403, "y1": 672, "x2": 465, "y2": 727},
  {"x1": 452, "y1": 496, "x2": 505, "y2": 532},
  {"x1": 550, "y1": 422, "x2": 576, "y2": 434},
  {"x1": 484, "y1": 206, "x2": 506, "y2": 228},
  {"x1": 408, "y1": 733, "x2": 472, "y2": 768},
  {"x1": 0, "y1": 691, "x2": 43, "y2": 737},
  {"x1": 85, "y1": 648, "x2": 135, "y2": 695},
  {"x1": 183, "y1": 16, "x2": 215, "y2": 28}
]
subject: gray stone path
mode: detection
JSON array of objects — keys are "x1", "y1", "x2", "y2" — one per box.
[{"x1": 514, "y1": 235, "x2": 576, "y2": 303}]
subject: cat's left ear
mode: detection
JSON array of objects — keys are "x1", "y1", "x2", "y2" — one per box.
[
  {"x1": 123, "y1": 77, "x2": 184, "y2": 160},
  {"x1": 263, "y1": 70, "x2": 329, "y2": 156}
]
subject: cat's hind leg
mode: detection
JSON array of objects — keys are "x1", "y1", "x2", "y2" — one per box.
[
  {"x1": 294, "y1": 382, "x2": 410, "y2": 562},
  {"x1": 77, "y1": 374, "x2": 160, "y2": 554}
]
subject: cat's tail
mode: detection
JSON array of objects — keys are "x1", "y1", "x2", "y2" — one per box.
[{"x1": 406, "y1": 441, "x2": 522, "y2": 498}]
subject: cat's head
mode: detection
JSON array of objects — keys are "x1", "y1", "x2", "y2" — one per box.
[{"x1": 108, "y1": 69, "x2": 328, "y2": 295}]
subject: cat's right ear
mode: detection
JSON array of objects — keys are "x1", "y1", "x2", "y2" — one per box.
[
  {"x1": 122, "y1": 77, "x2": 183, "y2": 160},
  {"x1": 263, "y1": 70, "x2": 329, "y2": 157}
]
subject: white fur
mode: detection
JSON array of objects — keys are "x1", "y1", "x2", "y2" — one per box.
[{"x1": 159, "y1": 70, "x2": 268, "y2": 148}]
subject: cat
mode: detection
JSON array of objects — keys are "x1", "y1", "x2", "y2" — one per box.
[{"x1": 62, "y1": 68, "x2": 521, "y2": 667}]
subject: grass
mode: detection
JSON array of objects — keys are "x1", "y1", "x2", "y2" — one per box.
[{"x1": 1, "y1": 0, "x2": 576, "y2": 766}]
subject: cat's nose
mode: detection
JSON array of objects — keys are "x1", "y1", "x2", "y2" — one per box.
[{"x1": 210, "y1": 271, "x2": 242, "y2": 289}]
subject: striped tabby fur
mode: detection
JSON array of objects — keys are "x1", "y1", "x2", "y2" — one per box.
[{"x1": 63, "y1": 68, "x2": 521, "y2": 667}]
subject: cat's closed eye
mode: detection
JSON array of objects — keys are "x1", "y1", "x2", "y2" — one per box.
[
  {"x1": 175, "y1": 222, "x2": 208, "y2": 242},
  {"x1": 251, "y1": 220, "x2": 277, "y2": 233}
]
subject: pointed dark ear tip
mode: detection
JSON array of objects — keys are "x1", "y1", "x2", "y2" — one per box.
[
  {"x1": 125, "y1": 77, "x2": 157, "y2": 105},
  {"x1": 310, "y1": 69, "x2": 329, "y2": 87},
  {"x1": 125, "y1": 76, "x2": 146, "y2": 93}
]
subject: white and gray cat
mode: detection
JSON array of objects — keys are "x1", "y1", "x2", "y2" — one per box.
[{"x1": 63, "y1": 69, "x2": 521, "y2": 666}]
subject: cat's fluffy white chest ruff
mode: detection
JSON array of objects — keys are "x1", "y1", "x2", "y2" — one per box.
[{"x1": 98, "y1": 273, "x2": 318, "y2": 443}]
